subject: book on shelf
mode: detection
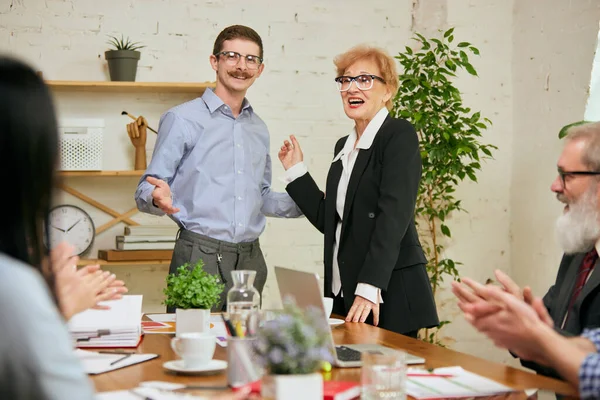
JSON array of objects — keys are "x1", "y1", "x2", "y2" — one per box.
[
  {"x1": 68, "y1": 295, "x2": 143, "y2": 348},
  {"x1": 97, "y1": 249, "x2": 173, "y2": 261},
  {"x1": 116, "y1": 240, "x2": 176, "y2": 250},
  {"x1": 116, "y1": 235, "x2": 176, "y2": 243},
  {"x1": 124, "y1": 225, "x2": 179, "y2": 236}
]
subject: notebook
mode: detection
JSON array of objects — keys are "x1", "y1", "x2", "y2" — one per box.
[{"x1": 68, "y1": 295, "x2": 143, "y2": 348}]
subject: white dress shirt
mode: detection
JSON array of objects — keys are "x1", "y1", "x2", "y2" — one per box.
[{"x1": 283, "y1": 107, "x2": 390, "y2": 304}]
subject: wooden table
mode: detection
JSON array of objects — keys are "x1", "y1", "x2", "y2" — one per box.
[{"x1": 92, "y1": 321, "x2": 578, "y2": 398}]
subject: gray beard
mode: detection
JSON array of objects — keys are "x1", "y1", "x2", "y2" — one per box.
[{"x1": 555, "y1": 189, "x2": 600, "y2": 254}]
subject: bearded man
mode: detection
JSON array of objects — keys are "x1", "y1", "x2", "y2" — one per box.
[{"x1": 465, "y1": 122, "x2": 600, "y2": 378}]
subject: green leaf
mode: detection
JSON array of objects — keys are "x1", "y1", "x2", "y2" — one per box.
[
  {"x1": 558, "y1": 120, "x2": 591, "y2": 139},
  {"x1": 464, "y1": 63, "x2": 478, "y2": 76},
  {"x1": 163, "y1": 260, "x2": 225, "y2": 309},
  {"x1": 443, "y1": 27, "x2": 455, "y2": 38},
  {"x1": 405, "y1": 46, "x2": 413, "y2": 55},
  {"x1": 457, "y1": 42, "x2": 470, "y2": 47},
  {"x1": 469, "y1": 46, "x2": 480, "y2": 55}
]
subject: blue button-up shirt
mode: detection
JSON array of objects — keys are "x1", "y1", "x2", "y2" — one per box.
[
  {"x1": 580, "y1": 328, "x2": 600, "y2": 398},
  {"x1": 135, "y1": 88, "x2": 302, "y2": 243}
]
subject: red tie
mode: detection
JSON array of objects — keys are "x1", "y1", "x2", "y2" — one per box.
[{"x1": 568, "y1": 249, "x2": 598, "y2": 313}]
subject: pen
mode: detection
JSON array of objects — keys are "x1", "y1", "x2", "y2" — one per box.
[
  {"x1": 110, "y1": 353, "x2": 132, "y2": 365},
  {"x1": 234, "y1": 320, "x2": 244, "y2": 338},
  {"x1": 222, "y1": 314, "x2": 237, "y2": 337},
  {"x1": 221, "y1": 314, "x2": 233, "y2": 337}
]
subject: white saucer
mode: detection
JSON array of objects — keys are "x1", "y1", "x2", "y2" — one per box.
[
  {"x1": 163, "y1": 359, "x2": 227, "y2": 375},
  {"x1": 329, "y1": 318, "x2": 345, "y2": 326}
]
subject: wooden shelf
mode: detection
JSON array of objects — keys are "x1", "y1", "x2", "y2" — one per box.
[
  {"x1": 77, "y1": 259, "x2": 171, "y2": 266},
  {"x1": 59, "y1": 170, "x2": 144, "y2": 177},
  {"x1": 46, "y1": 80, "x2": 215, "y2": 94}
]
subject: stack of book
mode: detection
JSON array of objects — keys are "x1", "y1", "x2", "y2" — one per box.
[
  {"x1": 115, "y1": 225, "x2": 179, "y2": 250},
  {"x1": 68, "y1": 295, "x2": 143, "y2": 348}
]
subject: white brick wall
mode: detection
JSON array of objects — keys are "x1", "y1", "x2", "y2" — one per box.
[{"x1": 2, "y1": 0, "x2": 598, "y2": 368}]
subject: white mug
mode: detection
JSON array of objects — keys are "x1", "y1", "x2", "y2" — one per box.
[
  {"x1": 322, "y1": 297, "x2": 334, "y2": 318},
  {"x1": 170, "y1": 332, "x2": 216, "y2": 368}
]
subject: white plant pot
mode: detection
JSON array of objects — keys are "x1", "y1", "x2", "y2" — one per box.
[
  {"x1": 261, "y1": 372, "x2": 323, "y2": 400},
  {"x1": 175, "y1": 308, "x2": 210, "y2": 337}
]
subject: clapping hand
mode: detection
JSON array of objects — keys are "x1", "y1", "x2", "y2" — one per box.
[
  {"x1": 51, "y1": 242, "x2": 128, "y2": 320},
  {"x1": 278, "y1": 135, "x2": 304, "y2": 171}
]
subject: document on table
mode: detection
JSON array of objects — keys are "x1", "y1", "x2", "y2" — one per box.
[
  {"x1": 76, "y1": 349, "x2": 158, "y2": 375},
  {"x1": 406, "y1": 366, "x2": 516, "y2": 399},
  {"x1": 145, "y1": 314, "x2": 228, "y2": 346},
  {"x1": 146, "y1": 313, "x2": 176, "y2": 323},
  {"x1": 69, "y1": 295, "x2": 143, "y2": 347}
]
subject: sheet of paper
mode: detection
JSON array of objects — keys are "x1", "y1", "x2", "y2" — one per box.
[
  {"x1": 70, "y1": 295, "x2": 143, "y2": 331},
  {"x1": 406, "y1": 366, "x2": 515, "y2": 399},
  {"x1": 96, "y1": 388, "x2": 208, "y2": 400},
  {"x1": 76, "y1": 349, "x2": 157, "y2": 375},
  {"x1": 146, "y1": 313, "x2": 176, "y2": 323},
  {"x1": 142, "y1": 321, "x2": 171, "y2": 330},
  {"x1": 145, "y1": 314, "x2": 228, "y2": 345}
]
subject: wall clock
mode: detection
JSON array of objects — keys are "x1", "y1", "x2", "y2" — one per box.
[{"x1": 46, "y1": 205, "x2": 95, "y2": 256}]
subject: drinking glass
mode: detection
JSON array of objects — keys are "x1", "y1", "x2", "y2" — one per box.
[{"x1": 361, "y1": 350, "x2": 406, "y2": 400}]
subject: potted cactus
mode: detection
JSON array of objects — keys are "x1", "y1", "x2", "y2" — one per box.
[{"x1": 105, "y1": 35, "x2": 145, "y2": 82}]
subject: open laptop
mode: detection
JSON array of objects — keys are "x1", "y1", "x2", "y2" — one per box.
[{"x1": 274, "y1": 266, "x2": 425, "y2": 368}]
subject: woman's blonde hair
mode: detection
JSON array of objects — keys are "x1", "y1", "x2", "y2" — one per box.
[{"x1": 333, "y1": 45, "x2": 399, "y2": 110}]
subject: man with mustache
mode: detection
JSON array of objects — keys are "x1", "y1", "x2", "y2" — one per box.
[
  {"x1": 133, "y1": 25, "x2": 302, "y2": 311},
  {"x1": 455, "y1": 121, "x2": 600, "y2": 378}
]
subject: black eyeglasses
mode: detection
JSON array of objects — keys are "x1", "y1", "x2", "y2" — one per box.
[
  {"x1": 215, "y1": 51, "x2": 263, "y2": 69},
  {"x1": 558, "y1": 168, "x2": 600, "y2": 188},
  {"x1": 334, "y1": 74, "x2": 385, "y2": 91}
]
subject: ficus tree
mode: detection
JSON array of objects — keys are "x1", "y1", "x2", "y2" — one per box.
[{"x1": 391, "y1": 28, "x2": 497, "y2": 344}]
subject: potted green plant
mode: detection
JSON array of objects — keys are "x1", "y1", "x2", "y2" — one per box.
[
  {"x1": 163, "y1": 259, "x2": 224, "y2": 336},
  {"x1": 392, "y1": 28, "x2": 496, "y2": 344},
  {"x1": 105, "y1": 34, "x2": 145, "y2": 82},
  {"x1": 253, "y1": 298, "x2": 333, "y2": 399}
]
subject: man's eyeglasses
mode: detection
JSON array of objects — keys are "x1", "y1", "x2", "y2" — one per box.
[
  {"x1": 215, "y1": 51, "x2": 263, "y2": 70},
  {"x1": 557, "y1": 168, "x2": 600, "y2": 188},
  {"x1": 334, "y1": 74, "x2": 385, "y2": 92}
]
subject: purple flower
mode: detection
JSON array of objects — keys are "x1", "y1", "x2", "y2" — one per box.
[{"x1": 269, "y1": 347, "x2": 284, "y2": 364}]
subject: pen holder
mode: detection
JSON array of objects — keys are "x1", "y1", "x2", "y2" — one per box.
[{"x1": 227, "y1": 337, "x2": 262, "y2": 388}]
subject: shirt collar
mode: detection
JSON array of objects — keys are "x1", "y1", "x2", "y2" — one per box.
[
  {"x1": 332, "y1": 107, "x2": 389, "y2": 162},
  {"x1": 202, "y1": 87, "x2": 253, "y2": 115}
]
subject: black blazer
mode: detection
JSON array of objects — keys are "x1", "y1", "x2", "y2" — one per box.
[
  {"x1": 520, "y1": 253, "x2": 600, "y2": 377},
  {"x1": 286, "y1": 115, "x2": 439, "y2": 334}
]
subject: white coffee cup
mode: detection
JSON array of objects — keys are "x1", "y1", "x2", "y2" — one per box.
[
  {"x1": 322, "y1": 297, "x2": 334, "y2": 318},
  {"x1": 170, "y1": 332, "x2": 216, "y2": 368}
]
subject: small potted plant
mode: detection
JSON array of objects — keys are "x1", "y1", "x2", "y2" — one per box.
[
  {"x1": 163, "y1": 259, "x2": 224, "y2": 336},
  {"x1": 105, "y1": 34, "x2": 145, "y2": 82},
  {"x1": 253, "y1": 298, "x2": 333, "y2": 400}
]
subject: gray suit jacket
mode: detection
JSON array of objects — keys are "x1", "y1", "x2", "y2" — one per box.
[{"x1": 520, "y1": 253, "x2": 600, "y2": 377}]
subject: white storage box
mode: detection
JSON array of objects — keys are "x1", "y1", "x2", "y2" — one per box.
[{"x1": 58, "y1": 118, "x2": 104, "y2": 171}]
